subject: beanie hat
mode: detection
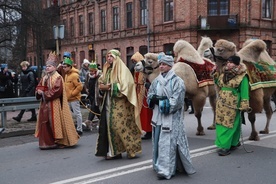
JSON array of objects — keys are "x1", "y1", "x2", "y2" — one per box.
[
  {"x1": 228, "y1": 55, "x2": 240, "y2": 65},
  {"x1": 157, "y1": 52, "x2": 166, "y2": 62},
  {"x1": 89, "y1": 63, "x2": 98, "y2": 69},
  {"x1": 83, "y1": 59, "x2": 90, "y2": 65},
  {"x1": 131, "y1": 52, "x2": 144, "y2": 63},
  {"x1": 159, "y1": 55, "x2": 174, "y2": 67},
  {"x1": 63, "y1": 52, "x2": 71, "y2": 58},
  {"x1": 63, "y1": 58, "x2": 73, "y2": 66}
]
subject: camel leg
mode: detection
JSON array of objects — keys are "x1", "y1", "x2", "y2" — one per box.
[
  {"x1": 193, "y1": 97, "x2": 205, "y2": 136},
  {"x1": 207, "y1": 94, "x2": 216, "y2": 130},
  {"x1": 259, "y1": 97, "x2": 272, "y2": 134},
  {"x1": 247, "y1": 112, "x2": 260, "y2": 141}
]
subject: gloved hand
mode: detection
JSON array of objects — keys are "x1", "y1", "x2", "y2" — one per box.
[
  {"x1": 149, "y1": 95, "x2": 167, "y2": 108},
  {"x1": 144, "y1": 82, "x2": 151, "y2": 89}
]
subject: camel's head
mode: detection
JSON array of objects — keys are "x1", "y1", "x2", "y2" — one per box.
[
  {"x1": 213, "y1": 39, "x2": 237, "y2": 65},
  {"x1": 134, "y1": 52, "x2": 159, "y2": 74}
]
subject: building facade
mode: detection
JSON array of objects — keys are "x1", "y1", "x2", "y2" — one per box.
[{"x1": 27, "y1": 0, "x2": 276, "y2": 69}]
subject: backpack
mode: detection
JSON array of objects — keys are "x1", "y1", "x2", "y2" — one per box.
[{"x1": 28, "y1": 70, "x2": 39, "y2": 87}]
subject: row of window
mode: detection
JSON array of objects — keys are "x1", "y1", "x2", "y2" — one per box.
[
  {"x1": 61, "y1": 0, "x2": 174, "y2": 38},
  {"x1": 60, "y1": 0, "x2": 272, "y2": 38}
]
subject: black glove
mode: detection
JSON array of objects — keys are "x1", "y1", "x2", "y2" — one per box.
[
  {"x1": 145, "y1": 82, "x2": 151, "y2": 89},
  {"x1": 149, "y1": 95, "x2": 167, "y2": 108}
]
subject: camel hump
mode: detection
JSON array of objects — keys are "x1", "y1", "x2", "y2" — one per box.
[{"x1": 174, "y1": 39, "x2": 205, "y2": 64}]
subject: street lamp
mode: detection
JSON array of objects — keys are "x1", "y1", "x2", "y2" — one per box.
[{"x1": 53, "y1": 25, "x2": 65, "y2": 55}]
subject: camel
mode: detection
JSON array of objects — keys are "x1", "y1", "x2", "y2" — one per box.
[
  {"x1": 212, "y1": 38, "x2": 276, "y2": 141},
  {"x1": 134, "y1": 39, "x2": 217, "y2": 135}
]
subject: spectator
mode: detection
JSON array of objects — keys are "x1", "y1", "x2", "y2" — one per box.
[
  {"x1": 79, "y1": 59, "x2": 90, "y2": 83},
  {"x1": 63, "y1": 58, "x2": 84, "y2": 136},
  {"x1": 57, "y1": 51, "x2": 71, "y2": 79},
  {"x1": 83, "y1": 62, "x2": 102, "y2": 128},
  {"x1": 0, "y1": 65, "x2": 18, "y2": 98},
  {"x1": 12, "y1": 61, "x2": 37, "y2": 122},
  {"x1": 35, "y1": 52, "x2": 79, "y2": 149},
  {"x1": 95, "y1": 49, "x2": 142, "y2": 160},
  {"x1": 147, "y1": 55, "x2": 196, "y2": 179},
  {"x1": 213, "y1": 55, "x2": 251, "y2": 156}
]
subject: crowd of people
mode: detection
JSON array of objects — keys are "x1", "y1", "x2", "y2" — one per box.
[{"x1": 2, "y1": 49, "x2": 276, "y2": 180}]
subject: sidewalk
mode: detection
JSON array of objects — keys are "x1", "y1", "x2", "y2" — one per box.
[{"x1": 0, "y1": 108, "x2": 90, "y2": 138}]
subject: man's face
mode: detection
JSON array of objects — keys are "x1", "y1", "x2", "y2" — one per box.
[
  {"x1": 62, "y1": 64, "x2": 71, "y2": 73},
  {"x1": 46, "y1": 64, "x2": 56, "y2": 73},
  {"x1": 21, "y1": 66, "x2": 27, "y2": 71},
  {"x1": 159, "y1": 62, "x2": 171, "y2": 73}
]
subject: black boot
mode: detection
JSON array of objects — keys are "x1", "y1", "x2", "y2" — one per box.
[
  {"x1": 27, "y1": 116, "x2": 37, "y2": 122},
  {"x1": 12, "y1": 116, "x2": 22, "y2": 122}
]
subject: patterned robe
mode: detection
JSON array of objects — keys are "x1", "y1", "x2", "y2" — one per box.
[
  {"x1": 35, "y1": 71, "x2": 79, "y2": 149},
  {"x1": 147, "y1": 69, "x2": 196, "y2": 179},
  {"x1": 95, "y1": 55, "x2": 142, "y2": 158},
  {"x1": 214, "y1": 63, "x2": 250, "y2": 149}
]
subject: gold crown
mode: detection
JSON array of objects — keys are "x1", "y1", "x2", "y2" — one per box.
[{"x1": 47, "y1": 51, "x2": 58, "y2": 62}]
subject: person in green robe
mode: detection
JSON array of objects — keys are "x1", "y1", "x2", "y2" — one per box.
[{"x1": 213, "y1": 55, "x2": 251, "y2": 156}]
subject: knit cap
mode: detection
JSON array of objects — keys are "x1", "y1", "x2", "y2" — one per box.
[
  {"x1": 89, "y1": 63, "x2": 98, "y2": 69},
  {"x1": 228, "y1": 55, "x2": 240, "y2": 65},
  {"x1": 159, "y1": 55, "x2": 174, "y2": 67},
  {"x1": 63, "y1": 58, "x2": 73, "y2": 66},
  {"x1": 83, "y1": 59, "x2": 90, "y2": 65}
]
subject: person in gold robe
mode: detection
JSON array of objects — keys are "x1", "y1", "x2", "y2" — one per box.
[
  {"x1": 95, "y1": 49, "x2": 142, "y2": 160},
  {"x1": 34, "y1": 52, "x2": 79, "y2": 149}
]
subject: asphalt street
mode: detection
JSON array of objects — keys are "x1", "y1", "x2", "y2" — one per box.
[{"x1": 1, "y1": 102, "x2": 276, "y2": 184}]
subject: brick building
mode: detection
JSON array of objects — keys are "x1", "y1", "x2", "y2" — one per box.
[{"x1": 28, "y1": 0, "x2": 276, "y2": 69}]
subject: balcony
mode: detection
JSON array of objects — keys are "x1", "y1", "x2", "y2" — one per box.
[
  {"x1": 42, "y1": 5, "x2": 60, "y2": 18},
  {"x1": 198, "y1": 14, "x2": 239, "y2": 30}
]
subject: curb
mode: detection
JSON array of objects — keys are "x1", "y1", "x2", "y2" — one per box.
[{"x1": 0, "y1": 129, "x2": 35, "y2": 138}]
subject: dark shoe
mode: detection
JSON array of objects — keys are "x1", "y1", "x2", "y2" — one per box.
[
  {"x1": 27, "y1": 116, "x2": 37, "y2": 122},
  {"x1": 77, "y1": 130, "x2": 83, "y2": 136},
  {"x1": 230, "y1": 142, "x2": 241, "y2": 150},
  {"x1": 218, "y1": 149, "x2": 231, "y2": 156},
  {"x1": 189, "y1": 110, "x2": 194, "y2": 114},
  {"x1": 142, "y1": 132, "x2": 152, "y2": 140},
  {"x1": 105, "y1": 154, "x2": 122, "y2": 160},
  {"x1": 12, "y1": 116, "x2": 21, "y2": 122}
]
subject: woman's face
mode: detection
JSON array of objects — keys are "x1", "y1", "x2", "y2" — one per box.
[{"x1": 106, "y1": 53, "x2": 115, "y2": 64}]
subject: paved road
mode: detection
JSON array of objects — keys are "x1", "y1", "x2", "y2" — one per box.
[{"x1": 1, "y1": 103, "x2": 276, "y2": 184}]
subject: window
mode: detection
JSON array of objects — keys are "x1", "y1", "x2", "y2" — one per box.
[
  {"x1": 88, "y1": 13, "x2": 94, "y2": 34},
  {"x1": 113, "y1": 7, "x2": 119, "y2": 30},
  {"x1": 101, "y1": 10, "x2": 106, "y2": 32},
  {"x1": 140, "y1": 0, "x2": 147, "y2": 25},
  {"x1": 63, "y1": 19, "x2": 67, "y2": 38},
  {"x1": 126, "y1": 47, "x2": 134, "y2": 68},
  {"x1": 164, "y1": 0, "x2": 173, "y2": 22},
  {"x1": 126, "y1": 3, "x2": 133, "y2": 28},
  {"x1": 70, "y1": 17, "x2": 74, "y2": 37},
  {"x1": 262, "y1": 0, "x2": 272, "y2": 19},
  {"x1": 139, "y1": 45, "x2": 148, "y2": 56},
  {"x1": 208, "y1": 0, "x2": 229, "y2": 16},
  {"x1": 101, "y1": 49, "x2": 107, "y2": 66},
  {"x1": 163, "y1": 43, "x2": 174, "y2": 57},
  {"x1": 79, "y1": 15, "x2": 84, "y2": 36}
]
